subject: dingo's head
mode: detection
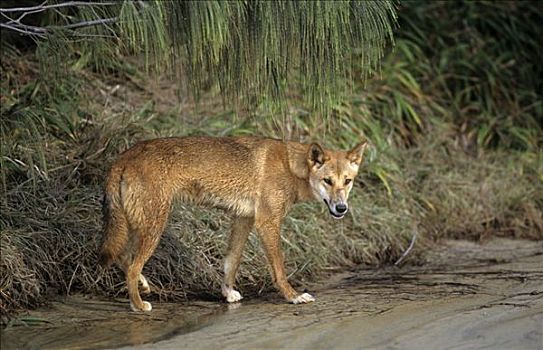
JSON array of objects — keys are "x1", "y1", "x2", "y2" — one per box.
[{"x1": 307, "y1": 142, "x2": 368, "y2": 219}]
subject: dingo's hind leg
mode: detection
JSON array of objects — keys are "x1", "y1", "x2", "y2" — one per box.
[
  {"x1": 126, "y1": 226, "x2": 166, "y2": 311},
  {"x1": 125, "y1": 193, "x2": 171, "y2": 312},
  {"x1": 222, "y1": 216, "x2": 254, "y2": 303},
  {"x1": 126, "y1": 260, "x2": 151, "y2": 312}
]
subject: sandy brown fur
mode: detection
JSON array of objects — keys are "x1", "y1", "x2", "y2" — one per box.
[{"x1": 99, "y1": 136, "x2": 366, "y2": 311}]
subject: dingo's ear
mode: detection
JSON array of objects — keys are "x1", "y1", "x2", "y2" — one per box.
[
  {"x1": 308, "y1": 143, "x2": 327, "y2": 167},
  {"x1": 347, "y1": 142, "x2": 368, "y2": 166}
]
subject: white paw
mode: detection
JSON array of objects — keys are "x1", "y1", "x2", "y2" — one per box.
[
  {"x1": 291, "y1": 293, "x2": 315, "y2": 304},
  {"x1": 142, "y1": 301, "x2": 152, "y2": 311},
  {"x1": 130, "y1": 301, "x2": 153, "y2": 312},
  {"x1": 222, "y1": 286, "x2": 243, "y2": 303}
]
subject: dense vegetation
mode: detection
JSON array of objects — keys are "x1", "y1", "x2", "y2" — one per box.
[{"x1": 1, "y1": 1, "x2": 541, "y2": 320}]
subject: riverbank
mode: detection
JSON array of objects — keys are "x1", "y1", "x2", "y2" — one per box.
[{"x1": 2, "y1": 238, "x2": 541, "y2": 349}]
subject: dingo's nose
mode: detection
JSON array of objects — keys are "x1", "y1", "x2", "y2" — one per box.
[{"x1": 336, "y1": 203, "x2": 348, "y2": 214}]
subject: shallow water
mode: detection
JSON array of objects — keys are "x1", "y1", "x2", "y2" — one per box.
[{"x1": 2, "y1": 238, "x2": 542, "y2": 350}]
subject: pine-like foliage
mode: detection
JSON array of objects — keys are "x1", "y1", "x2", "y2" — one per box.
[{"x1": 3, "y1": 0, "x2": 397, "y2": 110}]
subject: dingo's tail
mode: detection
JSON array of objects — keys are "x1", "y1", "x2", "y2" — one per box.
[{"x1": 99, "y1": 169, "x2": 128, "y2": 268}]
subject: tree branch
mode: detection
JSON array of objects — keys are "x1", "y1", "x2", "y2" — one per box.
[
  {"x1": 0, "y1": 1, "x2": 119, "y2": 38},
  {"x1": 0, "y1": 22, "x2": 46, "y2": 38},
  {"x1": 61, "y1": 17, "x2": 117, "y2": 30},
  {"x1": 0, "y1": 1, "x2": 117, "y2": 13}
]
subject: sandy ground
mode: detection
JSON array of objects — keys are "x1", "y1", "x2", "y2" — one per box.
[{"x1": 2, "y1": 238, "x2": 542, "y2": 350}]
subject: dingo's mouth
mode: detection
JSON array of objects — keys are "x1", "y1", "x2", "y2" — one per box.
[
  {"x1": 323, "y1": 199, "x2": 346, "y2": 219},
  {"x1": 330, "y1": 211, "x2": 345, "y2": 219}
]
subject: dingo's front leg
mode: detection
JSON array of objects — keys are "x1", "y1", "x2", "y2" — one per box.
[
  {"x1": 255, "y1": 210, "x2": 315, "y2": 304},
  {"x1": 222, "y1": 216, "x2": 254, "y2": 303}
]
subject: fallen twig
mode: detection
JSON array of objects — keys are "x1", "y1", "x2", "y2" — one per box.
[{"x1": 395, "y1": 229, "x2": 418, "y2": 266}]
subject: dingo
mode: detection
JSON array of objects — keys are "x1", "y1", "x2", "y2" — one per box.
[{"x1": 99, "y1": 136, "x2": 367, "y2": 311}]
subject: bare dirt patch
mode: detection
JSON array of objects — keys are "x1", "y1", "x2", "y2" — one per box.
[{"x1": 2, "y1": 238, "x2": 542, "y2": 350}]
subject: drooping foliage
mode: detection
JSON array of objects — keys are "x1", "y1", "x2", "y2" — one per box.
[{"x1": 1, "y1": 1, "x2": 397, "y2": 111}]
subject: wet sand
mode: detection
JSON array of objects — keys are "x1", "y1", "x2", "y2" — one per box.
[{"x1": 2, "y1": 238, "x2": 542, "y2": 349}]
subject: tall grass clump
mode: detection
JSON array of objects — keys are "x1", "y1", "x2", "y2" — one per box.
[
  {"x1": 335, "y1": 0, "x2": 543, "y2": 240},
  {"x1": 0, "y1": 43, "x2": 146, "y2": 317},
  {"x1": 377, "y1": 0, "x2": 542, "y2": 151}
]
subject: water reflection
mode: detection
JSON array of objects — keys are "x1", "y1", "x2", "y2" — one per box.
[{"x1": 1, "y1": 299, "x2": 228, "y2": 350}]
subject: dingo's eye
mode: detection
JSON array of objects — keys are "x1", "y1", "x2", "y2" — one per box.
[
  {"x1": 345, "y1": 179, "x2": 352, "y2": 185},
  {"x1": 323, "y1": 178, "x2": 333, "y2": 186}
]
